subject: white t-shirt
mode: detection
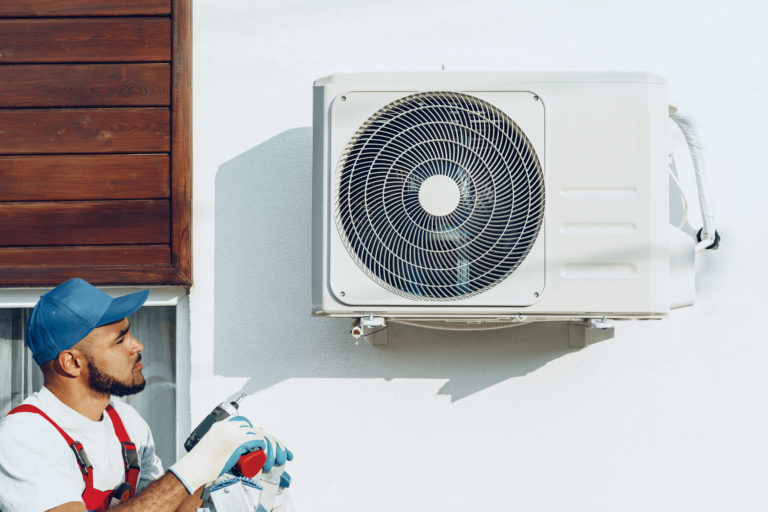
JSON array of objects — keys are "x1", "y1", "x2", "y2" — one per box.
[{"x1": 0, "y1": 386, "x2": 165, "y2": 512}]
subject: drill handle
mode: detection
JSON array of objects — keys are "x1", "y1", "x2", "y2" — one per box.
[
  {"x1": 184, "y1": 410, "x2": 220, "y2": 452},
  {"x1": 184, "y1": 394, "x2": 246, "y2": 452}
]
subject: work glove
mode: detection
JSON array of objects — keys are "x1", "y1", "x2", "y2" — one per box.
[
  {"x1": 169, "y1": 416, "x2": 270, "y2": 493},
  {"x1": 266, "y1": 432, "x2": 294, "y2": 470},
  {"x1": 226, "y1": 416, "x2": 294, "y2": 473}
]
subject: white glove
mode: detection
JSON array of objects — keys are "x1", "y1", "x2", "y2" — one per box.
[{"x1": 169, "y1": 416, "x2": 265, "y2": 493}]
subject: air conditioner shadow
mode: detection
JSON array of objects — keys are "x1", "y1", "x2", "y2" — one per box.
[{"x1": 214, "y1": 128, "x2": 599, "y2": 402}]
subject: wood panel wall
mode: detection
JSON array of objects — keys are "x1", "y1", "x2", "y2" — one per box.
[{"x1": 0, "y1": 0, "x2": 191, "y2": 286}]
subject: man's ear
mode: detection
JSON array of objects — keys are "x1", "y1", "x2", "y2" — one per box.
[{"x1": 56, "y1": 350, "x2": 85, "y2": 378}]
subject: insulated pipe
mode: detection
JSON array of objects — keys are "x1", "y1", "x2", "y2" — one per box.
[{"x1": 670, "y1": 111, "x2": 718, "y2": 251}]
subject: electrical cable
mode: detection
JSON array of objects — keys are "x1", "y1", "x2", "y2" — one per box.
[
  {"x1": 361, "y1": 326, "x2": 388, "y2": 337},
  {"x1": 391, "y1": 319, "x2": 529, "y2": 331}
]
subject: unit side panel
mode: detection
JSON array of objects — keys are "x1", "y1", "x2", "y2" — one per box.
[
  {"x1": 312, "y1": 85, "x2": 330, "y2": 313},
  {"x1": 529, "y1": 82, "x2": 666, "y2": 315},
  {"x1": 647, "y1": 83, "x2": 672, "y2": 313}
]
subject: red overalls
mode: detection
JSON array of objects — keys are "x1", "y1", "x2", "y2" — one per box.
[{"x1": 8, "y1": 404, "x2": 140, "y2": 512}]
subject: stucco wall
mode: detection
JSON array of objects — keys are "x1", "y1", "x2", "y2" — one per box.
[{"x1": 191, "y1": 1, "x2": 768, "y2": 510}]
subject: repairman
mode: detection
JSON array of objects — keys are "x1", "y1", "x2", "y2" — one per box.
[{"x1": 0, "y1": 278, "x2": 291, "y2": 511}]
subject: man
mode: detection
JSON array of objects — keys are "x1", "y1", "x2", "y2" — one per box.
[{"x1": 0, "y1": 278, "x2": 291, "y2": 511}]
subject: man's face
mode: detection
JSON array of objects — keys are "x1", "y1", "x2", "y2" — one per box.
[{"x1": 80, "y1": 318, "x2": 146, "y2": 397}]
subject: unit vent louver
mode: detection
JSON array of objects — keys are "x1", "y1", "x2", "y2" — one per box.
[{"x1": 335, "y1": 91, "x2": 545, "y2": 301}]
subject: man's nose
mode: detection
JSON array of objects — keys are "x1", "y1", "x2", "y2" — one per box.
[{"x1": 129, "y1": 335, "x2": 144, "y2": 354}]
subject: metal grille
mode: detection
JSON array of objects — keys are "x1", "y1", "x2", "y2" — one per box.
[{"x1": 335, "y1": 91, "x2": 544, "y2": 300}]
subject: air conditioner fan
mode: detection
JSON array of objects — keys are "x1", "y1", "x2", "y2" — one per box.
[{"x1": 334, "y1": 91, "x2": 545, "y2": 301}]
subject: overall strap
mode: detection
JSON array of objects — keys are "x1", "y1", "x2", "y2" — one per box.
[
  {"x1": 7, "y1": 404, "x2": 95, "y2": 491},
  {"x1": 104, "y1": 405, "x2": 140, "y2": 498}
]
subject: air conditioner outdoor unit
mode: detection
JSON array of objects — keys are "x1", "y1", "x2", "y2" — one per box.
[{"x1": 312, "y1": 72, "x2": 706, "y2": 341}]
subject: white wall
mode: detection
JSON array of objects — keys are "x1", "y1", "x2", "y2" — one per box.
[{"x1": 191, "y1": 1, "x2": 768, "y2": 510}]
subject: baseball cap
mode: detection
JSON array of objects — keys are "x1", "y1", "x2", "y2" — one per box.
[{"x1": 26, "y1": 278, "x2": 150, "y2": 365}]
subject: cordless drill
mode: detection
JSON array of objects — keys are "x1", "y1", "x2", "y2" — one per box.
[{"x1": 183, "y1": 393, "x2": 267, "y2": 477}]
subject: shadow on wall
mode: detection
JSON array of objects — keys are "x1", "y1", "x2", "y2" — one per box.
[{"x1": 214, "y1": 128, "x2": 587, "y2": 401}]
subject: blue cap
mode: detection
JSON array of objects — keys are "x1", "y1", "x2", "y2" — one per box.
[{"x1": 26, "y1": 278, "x2": 150, "y2": 365}]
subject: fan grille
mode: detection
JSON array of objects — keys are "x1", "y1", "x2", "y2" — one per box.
[{"x1": 335, "y1": 91, "x2": 544, "y2": 301}]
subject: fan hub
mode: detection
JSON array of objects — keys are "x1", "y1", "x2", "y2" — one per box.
[{"x1": 418, "y1": 175, "x2": 461, "y2": 217}]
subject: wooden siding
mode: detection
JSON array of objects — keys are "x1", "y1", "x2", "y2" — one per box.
[
  {"x1": 0, "y1": 0, "x2": 191, "y2": 286},
  {"x1": 0, "y1": 109, "x2": 171, "y2": 154},
  {"x1": 0, "y1": 200, "x2": 170, "y2": 246},
  {"x1": 0, "y1": 64, "x2": 171, "y2": 107},
  {"x1": 170, "y1": 0, "x2": 191, "y2": 278},
  {"x1": 0, "y1": 18, "x2": 171, "y2": 63},
  {"x1": 0, "y1": 245, "x2": 170, "y2": 266},
  {"x1": 0, "y1": 1, "x2": 171, "y2": 17},
  {"x1": 0, "y1": 155, "x2": 170, "y2": 201}
]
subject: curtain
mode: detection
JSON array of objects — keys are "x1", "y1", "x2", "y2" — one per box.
[
  {"x1": 0, "y1": 309, "x2": 43, "y2": 415},
  {"x1": 0, "y1": 307, "x2": 176, "y2": 469}
]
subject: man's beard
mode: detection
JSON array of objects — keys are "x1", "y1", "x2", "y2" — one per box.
[{"x1": 86, "y1": 354, "x2": 146, "y2": 397}]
